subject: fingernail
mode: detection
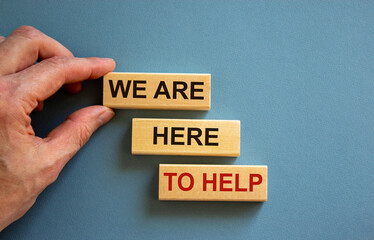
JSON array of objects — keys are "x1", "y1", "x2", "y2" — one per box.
[
  {"x1": 101, "y1": 58, "x2": 116, "y2": 69},
  {"x1": 98, "y1": 107, "x2": 115, "y2": 126}
]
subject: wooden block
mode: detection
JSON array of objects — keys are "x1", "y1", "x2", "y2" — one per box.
[
  {"x1": 159, "y1": 164, "x2": 267, "y2": 202},
  {"x1": 103, "y1": 72, "x2": 210, "y2": 110},
  {"x1": 132, "y1": 118, "x2": 240, "y2": 157}
]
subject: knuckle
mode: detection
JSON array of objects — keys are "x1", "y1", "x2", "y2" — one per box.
[
  {"x1": 17, "y1": 25, "x2": 37, "y2": 32},
  {"x1": 15, "y1": 25, "x2": 42, "y2": 40},
  {"x1": 40, "y1": 162, "x2": 61, "y2": 187},
  {"x1": 77, "y1": 123, "x2": 92, "y2": 148},
  {"x1": 46, "y1": 168, "x2": 60, "y2": 185},
  {"x1": 0, "y1": 77, "x2": 14, "y2": 108},
  {"x1": 44, "y1": 56, "x2": 67, "y2": 67},
  {"x1": 0, "y1": 77, "x2": 11, "y2": 94},
  {"x1": 65, "y1": 117, "x2": 93, "y2": 149},
  {"x1": 43, "y1": 56, "x2": 68, "y2": 74}
]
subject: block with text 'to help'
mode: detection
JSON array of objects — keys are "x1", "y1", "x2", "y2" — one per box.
[{"x1": 159, "y1": 164, "x2": 267, "y2": 202}]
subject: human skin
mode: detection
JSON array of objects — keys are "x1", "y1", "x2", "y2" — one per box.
[{"x1": 0, "y1": 26, "x2": 116, "y2": 231}]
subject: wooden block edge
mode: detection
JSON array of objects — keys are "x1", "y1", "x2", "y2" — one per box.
[
  {"x1": 104, "y1": 72, "x2": 211, "y2": 76},
  {"x1": 103, "y1": 103, "x2": 210, "y2": 111},
  {"x1": 132, "y1": 150, "x2": 239, "y2": 157}
]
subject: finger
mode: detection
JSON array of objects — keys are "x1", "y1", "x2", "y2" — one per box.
[
  {"x1": 0, "y1": 36, "x2": 5, "y2": 44},
  {"x1": 0, "y1": 25, "x2": 73, "y2": 76},
  {"x1": 17, "y1": 56, "x2": 115, "y2": 113},
  {"x1": 45, "y1": 105, "x2": 114, "y2": 167},
  {"x1": 63, "y1": 82, "x2": 82, "y2": 94}
]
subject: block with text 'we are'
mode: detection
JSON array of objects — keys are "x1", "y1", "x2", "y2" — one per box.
[
  {"x1": 103, "y1": 72, "x2": 210, "y2": 110},
  {"x1": 132, "y1": 118, "x2": 240, "y2": 157},
  {"x1": 159, "y1": 164, "x2": 267, "y2": 202}
]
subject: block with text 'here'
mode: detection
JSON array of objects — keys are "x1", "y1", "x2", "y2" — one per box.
[
  {"x1": 103, "y1": 72, "x2": 210, "y2": 110},
  {"x1": 159, "y1": 164, "x2": 267, "y2": 202},
  {"x1": 132, "y1": 118, "x2": 240, "y2": 157}
]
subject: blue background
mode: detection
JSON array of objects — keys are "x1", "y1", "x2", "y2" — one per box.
[{"x1": 0, "y1": 0, "x2": 373, "y2": 239}]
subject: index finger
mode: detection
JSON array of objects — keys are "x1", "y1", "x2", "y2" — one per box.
[
  {"x1": 15, "y1": 56, "x2": 115, "y2": 114},
  {"x1": 0, "y1": 26, "x2": 73, "y2": 76}
]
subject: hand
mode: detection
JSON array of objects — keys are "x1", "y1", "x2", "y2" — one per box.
[{"x1": 0, "y1": 26, "x2": 115, "y2": 231}]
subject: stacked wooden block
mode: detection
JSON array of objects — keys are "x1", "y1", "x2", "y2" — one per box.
[{"x1": 104, "y1": 73, "x2": 267, "y2": 202}]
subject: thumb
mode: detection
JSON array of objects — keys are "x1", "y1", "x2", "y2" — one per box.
[{"x1": 45, "y1": 105, "x2": 115, "y2": 166}]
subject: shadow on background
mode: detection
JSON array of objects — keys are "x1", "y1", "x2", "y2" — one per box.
[{"x1": 30, "y1": 79, "x2": 105, "y2": 137}]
